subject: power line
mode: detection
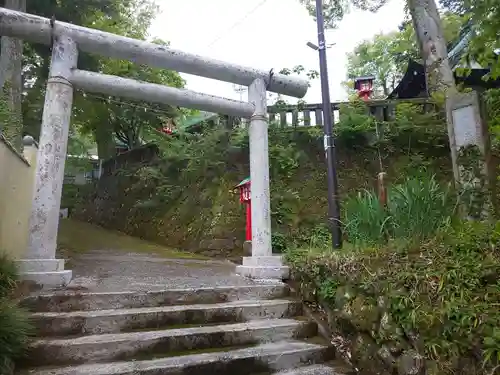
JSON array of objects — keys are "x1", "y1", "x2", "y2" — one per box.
[{"x1": 206, "y1": 0, "x2": 269, "y2": 48}]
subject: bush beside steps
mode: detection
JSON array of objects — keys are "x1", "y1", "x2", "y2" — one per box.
[
  {"x1": 287, "y1": 221, "x2": 500, "y2": 375},
  {"x1": 0, "y1": 254, "x2": 33, "y2": 375}
]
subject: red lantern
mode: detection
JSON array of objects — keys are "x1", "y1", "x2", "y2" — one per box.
[
  {"x1": 234, "y1": 177, "x2": 251, "y2": 241},
  {"x1": 354, "y1": 76, "x2": 375, "y2": 101},
  {"x1": 161, "y1": 126, "x2": 173, "y2": 135},
  {"x1": 161, "y1": 119, "x2": 176, "y2": 135}
]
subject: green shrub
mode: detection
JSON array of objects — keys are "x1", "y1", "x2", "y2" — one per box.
[
  {"x1": 388, "y1": 175, "x2": 455, "y2": 239},
  {"x1": 343, "y1": 189, "x2": 390, "y2": 245},
  {"x1": 0, "y1": 255, "x2": 17, "y2": 299},
  {"x1": 0, "y1": 255, "x2": 33, "y2": 374},
  {"x1": 0, "y1": 301, "x2": 33, "y2": 374},
  {"x1": 343, "y1": 175, "x2": 456, "y2": 245},
  {"x1": 287, "y1": 221, "x2": 500, "y2": 375},
  {"x1": 271, "y1": 232, "x2": 288, "y2": 253}
]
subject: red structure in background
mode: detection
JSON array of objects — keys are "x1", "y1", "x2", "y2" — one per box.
[
  {"x1": 235, "y1": 177, "x2": 251, "y2": 241},
  {"x1": 161, "y1": 119, "x2": 176, "y2": 135},
  {"x1": 354, "y1": 76, "x2": 375, "y2": 101}
]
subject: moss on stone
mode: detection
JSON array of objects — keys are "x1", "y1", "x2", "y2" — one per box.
[
  {"x1": 286, "y1": 221, "x2": 500, "y2": 375},
  {"x1": 456, "y1": 144, "x2": 493, "y2": 220},
  {"x1": 0, "y1": 80, "x2": 23, "y2": 151}
]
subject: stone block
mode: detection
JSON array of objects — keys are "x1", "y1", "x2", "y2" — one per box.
[
  {"x1": 236, "y1": 255, "x2": 290, "y2": 280},
  {"x1": 16, "y1": 259, "x2": 65, "y2": 273},
  {"x1": 18, "y1": 270, "x2": 72, "y2": 288}
]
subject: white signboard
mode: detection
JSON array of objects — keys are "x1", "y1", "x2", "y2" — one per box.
[{"x1": 452, "y1": 105, "x2": 478, "y2": 147}]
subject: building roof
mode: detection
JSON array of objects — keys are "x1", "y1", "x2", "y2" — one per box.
[
  {"x1": 388, "y1": 22, "x2": 500, "y2": 99},
  {"x1": 235, "y1": 177, "x2": 250, "y2": 188},
  {"x1": 177, "y1": 112, "x2": 219, "y2": 130}
]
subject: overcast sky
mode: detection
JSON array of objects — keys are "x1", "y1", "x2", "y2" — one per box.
[{"x1": 149, "y1": 0, "x2": 406, "y2": 104}]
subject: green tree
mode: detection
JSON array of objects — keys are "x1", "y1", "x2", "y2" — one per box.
[
  {"x1": 18, "y1": 0, "x2": 185, "y2": 160},
  {"x1": 0, "y1": 0, "x2": 26, "y2": 150},
  {"x1": 442, "y1": 0, "x2": 500, "y2": 79},
  {"x1": 345, "y1": 32, "x2": 402, "y2": 98},
  {"x1": 75, "y1": 50, "x2": 185, "y2": 153},
  {"x1": 69, "y1": 1, "x2": 185, "y2": 158},
  {"x1": 19, "y1": 0, "x2": 132, "y2": 140},
  {"x1": 345, "y1": 13, "x2": 464, "y2": 98},
  {"x1": 300, "y1": 0, "x2": 459, "y2": 95}
]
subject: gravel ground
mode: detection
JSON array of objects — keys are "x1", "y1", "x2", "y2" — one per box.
[{"x1": 51, "y1": 250, "x2": 280, "y2": 293}]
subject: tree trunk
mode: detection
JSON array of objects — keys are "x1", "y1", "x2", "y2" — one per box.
[
  {"x1": 95, "y1": 125, "x2": 116, "y2": 161},
  {"x1": 0, "y1": 0, "x2": 26, "y2": 151},
  {"x1": 407, "y1": 0, "x2": 457, "y2": 96}
]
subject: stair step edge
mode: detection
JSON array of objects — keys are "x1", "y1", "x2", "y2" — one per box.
[
  {"x1": 31, "y1": 299, "x2": 300, "y2": 318},
  {"x1": 273, "y1": 364, "x2": 350, "y2": 375},
  {"x1": 31, "y1": 318, "x2": 314, "y2": 345},
  {"x1": 19, "y1": 340, "x2": 333, "y2": 375}
]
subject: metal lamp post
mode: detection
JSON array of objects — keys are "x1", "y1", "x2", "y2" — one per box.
[{"x1": 307, "y1": 0, "x2": 342, "y2": 249}]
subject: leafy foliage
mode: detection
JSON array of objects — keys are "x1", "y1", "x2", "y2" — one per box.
[
  {"x1": 0, "y1": 255, "x2": 17, "y2": 300},
  {"x1": 0, "y1": 301, "x2": 33, "y2": 374},
  {"x1": 0, "y1": 254, "x2": 33, "y2": 373},
  {"x1": 343, "y1": 175, "x2": 455, "y2": 246},
  {"x1": 299, "y1": 0, "x2": 388, "y2": 28},
  {"x1": 15, "y1": 0, "x2": 185, "y2": 161},
  {"x1": 287, "y1": 220, "x2": 500, "y2": 375},
  {"x1": 344, "y1": 13, "x2": 465, "y2": 98},
  {"x1": 440, "y1": 0, "x2": 500, "y2": 79},
  {"x1": 70, "y1": 2, "x2": 185, "y2": 157},
  {"x1": 75, "y1": 100, "x2": 452, "y2": 254}
]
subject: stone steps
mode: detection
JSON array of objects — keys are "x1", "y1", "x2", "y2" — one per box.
[
  {"x1": 17, "y1": 283, "x2": 350, "y2": 375},
  {"x1": 20, "y1": 284, "x2": 288, "y2": 312},
  {"x1": 32, "y1": 299, "x2": 302, "y2": 337},
  {"x1": 17, "y1": 340, "x2": 335, "y2": 375},
  {"x1": 272, "y1": 363, "x2": 349, "y2": 374},
  {"x1": 26, "y1": 319, "x2": 318, "y2": 367}
]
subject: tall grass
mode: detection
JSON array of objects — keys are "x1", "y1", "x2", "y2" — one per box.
[
  {"x1": 343, "y1": 175, "x2": 456, "y2": 245},
  {"x1": 388, "y1": 176, "x2": 454, "y2": 239},
  {"x1": 0, "y1": 301, "x2": 33, "y2": 374},
  {"x1": 343, "y1": 190, "x2": 391, "y2": 245},
  {"x1": 0, "y1": 254, "x2": 33, "y2": 374},
  {"x1": 0, "y1": 255, "x2": 17, "y2": 299}
]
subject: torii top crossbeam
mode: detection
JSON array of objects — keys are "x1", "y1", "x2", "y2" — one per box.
[{"x1": 0, "y1": 8, "x2": 309, "y2": 98}]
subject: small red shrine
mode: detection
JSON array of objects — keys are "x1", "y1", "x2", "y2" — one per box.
[
  {"x1": 234, "y1": 177, "x2": 251, "y2": 242},
  {"x1": 354, "y1": 76, "x2": 375, "y2": 101}
]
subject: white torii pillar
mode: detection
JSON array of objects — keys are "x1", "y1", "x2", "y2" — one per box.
[
  {"x1": 235, "y1": 78, "x2": 289, "y2": 280},
  {"x1": 16, "y1": 35, "x2": 77, "y2": 286}
]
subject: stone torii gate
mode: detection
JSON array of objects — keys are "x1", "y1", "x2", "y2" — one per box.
[{"x1": 0, "y1": 8, "x2": 308, "y2": 286}]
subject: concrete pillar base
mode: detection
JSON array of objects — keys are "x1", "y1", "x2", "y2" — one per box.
[
  {"x1": 15, "y1": 259, "x2": 72, "y2": 287},
  {"x1": 235, "y1": 255, "x2": 289, "y2": 280}
]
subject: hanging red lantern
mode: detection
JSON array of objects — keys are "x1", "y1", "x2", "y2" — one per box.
[{"x1": 354, "y1": 76, "x2": 375, "y2": 101}]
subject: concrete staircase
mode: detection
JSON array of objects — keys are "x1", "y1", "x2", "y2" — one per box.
[{"x1": 17, "y1": 283, "x2": 351, "y2": 375}]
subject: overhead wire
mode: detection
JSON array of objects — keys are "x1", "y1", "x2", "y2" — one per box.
[{"x1": 205, "y1": 0, "x2": 269, "y2": 48}]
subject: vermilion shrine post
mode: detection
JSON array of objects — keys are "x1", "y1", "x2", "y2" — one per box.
[
  {"x1": 0, "y1": 7, "x2": 308, "y2": 285},
  {"x1": 235, "y1": 178, "x2": 252, "y2": 242}
]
